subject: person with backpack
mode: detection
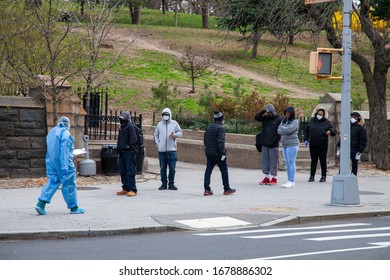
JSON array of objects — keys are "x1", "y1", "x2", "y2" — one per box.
[
  {"x1": 116, "y1": 111, "x2": 138, "y2": 197},
  {"x1": 154, "y1": 108, "x2": 183, "y2": 190},
  {"x1": 254, "y1": 104, "x2": 282, "y2": 186}
]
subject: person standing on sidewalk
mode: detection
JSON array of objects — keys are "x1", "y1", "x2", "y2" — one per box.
[
  {"x1": 35, "y1": 116, "x2": 85, "y2": 215},
  {"x1": 154, "y1": 108, "x2": 183, "y2": 190},
  {"x1": 203, "y1": 111, "x2": 236, "y2": 196},
  {"x1": 277, "y1": 106, "x2": 300, "y2": 188},
  {"x1": 116, "y1": 111, "x2": 138, "y2": 197},
  {"x1": 337, "y1": 112, "x2": 367, "y2": 176},
  {"x1": 304, "y1": 106, "x2": 337, "y2": 183},
  {"x1": 254, "y1": 104, "x2": 282, "y2": 186}
]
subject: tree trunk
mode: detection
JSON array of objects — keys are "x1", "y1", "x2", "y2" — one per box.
[
  {"x1": 80, "y1": 0, "x2": 85, "y2": 15},
  {"x1": 288, "y1": 33, "x2": 294, "y2": 45},
  {"x1": 129, "y1": 2, "x2": 141, "y2": 25},
  {"x1": 251, "y1": 31, "x2": 261, "y2": 59},
  {"x1": 162, "y1": 0, "x2": 166, "y2": 14},
  {"x1": 201, "y1": 0, "x2": 209, "y2": 29},
  {"x1": 174, "y1": 0, "x2": 178, "y2": 27}
]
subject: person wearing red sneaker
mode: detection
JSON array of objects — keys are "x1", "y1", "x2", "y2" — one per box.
[
  {"x1": 255, "y1": 104, "x2": 282, "y2": 186},
  {"x1": 203, "y1": 111, "x2": 236, "y2": 196}
]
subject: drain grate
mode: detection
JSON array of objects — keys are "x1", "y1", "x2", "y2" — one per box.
[
  {"x1": 359, "y1": 191, "x2": 384, "y2": 195},
  {"x1": 77, "y1": 186, "x2": 101, "y2": 191}
]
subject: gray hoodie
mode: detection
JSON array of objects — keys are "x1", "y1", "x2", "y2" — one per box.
[
  {"x1": 277, "y1": 106, "x2": 300, "y2": 147},
  {"x1": 154, "y1": 108, "x2": 183, "y2": 152}
]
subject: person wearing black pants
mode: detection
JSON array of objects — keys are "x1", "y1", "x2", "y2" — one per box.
[
  {"x1": 304, "y1": 106, "x2": 337, "y2": 182},
  {"x1": 203, "y1": 111, "x2": 236, "y2": 196}
]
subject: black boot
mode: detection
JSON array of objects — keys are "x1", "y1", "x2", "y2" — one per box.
[
  {"x1": 319, "y1": 176, "x2": 326, "y2": 182},
  {"x1": 308, "y1": 176, "x2": 314, "y2": 182}
]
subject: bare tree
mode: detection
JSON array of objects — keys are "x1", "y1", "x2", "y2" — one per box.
[{"x1": 178, "y1": 46, "x2": 217, "y2": 93}]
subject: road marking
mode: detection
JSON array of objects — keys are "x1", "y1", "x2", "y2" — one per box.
[
  {"x1": 252, "y1": 243, "x2": 390, "y2": 260},
  {"x1": 193, "y1": 223, "x2": 370, "y2": 236},
  {"x1": 242, "y1": 226, "x2": 390, "y2": 239},
  {"x1": 175, "y1": 217, "x2": 251, "y2": 229},
  {"x1": 305, "y1": 233, "x2": 390, "y2": 241}
]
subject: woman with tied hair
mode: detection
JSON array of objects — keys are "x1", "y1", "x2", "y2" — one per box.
[
  {"x1": 304, "y1": 106, "x2": 337, "y2": 183},
  {"x1": 277, "y1": 107, "x2": 299, "y2": 188}
]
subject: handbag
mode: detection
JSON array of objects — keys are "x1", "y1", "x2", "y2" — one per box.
[{"x1": 255, "y1": 133, "x2": 262, "y2": 153}]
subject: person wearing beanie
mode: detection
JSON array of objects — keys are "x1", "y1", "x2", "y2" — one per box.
[
  {"x1": 254, "y1": 104, "x2": 282, "y2": 186},
  {"x1": 203, "y1": 111, "x2": 236, "y2": 196},
  {"x1": 277, "y1": 106, "x2": 300, "y2": 188},
  {"x1": 337, "y1": 112, "x2": 367, "y2": 175},
  {"x1": 304, "y1": 106, "x2": 337, "y2": 183},
  {"x1": 116, "y1": 111, "x2": 138, "y2": 197},
  {"x1": 35, "y1": 116, "x2": 85, "y2": 215},
  {"x1": 154, "y1": 108, "x2": 183, "y2": 190}
]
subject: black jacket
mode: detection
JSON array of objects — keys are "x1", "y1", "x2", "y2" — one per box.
[
  {"x1": 117, "y1": 122, "x2": 138, "y2": 152},
  {"x1": 204, "y1": 121, "x2": 226, "y2": 156},
  {"x1": 304, "y1": 117, "x2": 337, "y2": 146},
  {"x1": 337, "y1": 123, "x2": 367, "y2": 153},
  {"x1": 254, "y1": 110, "x2": 282, "y2": 148}
]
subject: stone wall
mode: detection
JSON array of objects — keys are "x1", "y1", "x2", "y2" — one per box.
[{"x1": 0, "y1": 97, "x2": 47, "y2": 178}]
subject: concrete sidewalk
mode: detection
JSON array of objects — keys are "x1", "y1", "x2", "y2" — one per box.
[{"x1": 1, "y1": 157, "x2": 390, "y2": 240}]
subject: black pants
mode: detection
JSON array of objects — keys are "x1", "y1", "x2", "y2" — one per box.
[
  {"x1": 309, "y1": 143, "x2": 328, "y2": 177},
  {"x1": 204, "y1": 155, "x2": 230, "y2": 191},
  {"x1": 350, "y1": 148, "x2": 359, "y2": 175}
]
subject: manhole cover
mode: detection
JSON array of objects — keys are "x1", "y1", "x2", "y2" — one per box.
[
  {"x1": 359, "y1": 191, "x2": 384, "y2": 195},
  {"x1": 77, "y1": 186, "x2": 100, "y2": 191},
  {"x1": 250, "y1": 207, "x2": 298, "y2": 212}
]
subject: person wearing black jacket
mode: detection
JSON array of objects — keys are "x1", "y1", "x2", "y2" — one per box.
[
  {"x1": 203, "y1": 111, "x2": 236, "y2": 196},
  {"x1": 254, "y1": 104, "x2": 282, "y2": 186},
  {"x1": 304, "y1": 106, "x2": 337, "y2": 182},
  {"x1": 337, "y1": 112, "x2": 367, "y2": 176},
  {"x1": 116, "y1": 111, "x2": 138, "y2": 197}
]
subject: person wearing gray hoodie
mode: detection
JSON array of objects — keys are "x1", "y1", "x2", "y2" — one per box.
[
  {"x1": 277, "y1": 106, "x2": 299, "y2": 188},
  {"x1": 154, "y1": 108, "x2": 183, "y2": 190}
]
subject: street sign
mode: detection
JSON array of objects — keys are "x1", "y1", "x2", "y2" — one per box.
[{"x1": 305, "y1": 0, "x2": 336, "y2": 4}]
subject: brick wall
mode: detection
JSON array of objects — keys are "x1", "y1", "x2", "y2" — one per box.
[{"x1": 0, "y1": 97, "x2": 47, "y2": 178}]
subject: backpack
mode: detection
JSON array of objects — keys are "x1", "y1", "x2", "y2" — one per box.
[{"x1": 132, "y1": 124, "x2": 144, "y2": 149}]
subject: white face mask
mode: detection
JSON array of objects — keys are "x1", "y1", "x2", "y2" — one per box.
[
  {"x1": 163, "y1": 115, "x2": 170, "y2": 121},
  {"x1": 317, "y1": 115, "x2": 323, "y2": 120},
  {"x1": 351, "y1": 118, "x2": 357, "y2": 124}
]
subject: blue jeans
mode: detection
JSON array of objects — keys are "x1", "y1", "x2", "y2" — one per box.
[
  {"x1": 204, "y1": 155, "x2": 230, "y2": 191},
  {"x1": 118, "y1": 151, "x2": 137, "y2": 192},
  {"x1": 282, "y1": 146, "x2": 299, "y2": 182},
  {"x1": 158, "y1": 151, "x2": 177, "y2": 186}
]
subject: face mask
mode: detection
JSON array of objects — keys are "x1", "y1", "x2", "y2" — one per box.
[
  {"x1": 317, "y1": 115, "x2": 323, "y2": 120},
  {"x1": 163, "y1": 115, "x2": 170, "y2": 121},
  {"x1": 351, "y1": 118, "x2": 357, "y2": 124}
]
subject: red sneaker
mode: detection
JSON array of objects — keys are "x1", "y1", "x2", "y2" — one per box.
[
  {"x1": 223, "y1": 188, "x2": 236, "y2": 195},
  {"x1": 259, "y1": 177, "x2": 270, "y2": 185},
  {"x1": 204, "y1": 190, "x2": 213, "y2": 196},
  {"x1": 269, "y1": 178, "x2": 277, "y2": 185}
]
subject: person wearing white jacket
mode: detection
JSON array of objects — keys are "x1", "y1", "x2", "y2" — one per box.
[{"x1": 154, "y1": 108, "x2": 183, "y2": 190}]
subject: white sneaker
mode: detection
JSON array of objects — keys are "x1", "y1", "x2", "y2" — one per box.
[{"x1": 281, "y1": 181, "x2": 295, "y2": 188}]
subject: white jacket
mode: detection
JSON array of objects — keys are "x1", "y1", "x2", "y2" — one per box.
[{"x1": 154, "y1": 108, "x2": 183, "y2": 152}]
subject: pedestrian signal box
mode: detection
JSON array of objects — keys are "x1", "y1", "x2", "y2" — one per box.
[{"x1": 309, "y1": 48, "x2": 343, "y2": 80}]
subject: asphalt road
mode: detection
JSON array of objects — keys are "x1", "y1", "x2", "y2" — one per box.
[{"x1": 1, "y1": 216, "x2": 389, "y2": 260}]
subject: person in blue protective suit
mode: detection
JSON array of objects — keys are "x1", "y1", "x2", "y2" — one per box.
[{"x1": 35, "y1": 116, "x2": 85, "y2": 215}]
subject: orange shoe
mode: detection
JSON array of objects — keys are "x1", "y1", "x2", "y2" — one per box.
[
  {"x1": 116, "y1": 189, "x2": 128, "y2": 195},
  {"x1": 127, "y1": 191, "x2": 137, "y2": 197}
]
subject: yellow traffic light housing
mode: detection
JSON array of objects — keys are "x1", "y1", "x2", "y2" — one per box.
[{"x1": 309, "y1": 48, "x2": 343, "y2": 80}]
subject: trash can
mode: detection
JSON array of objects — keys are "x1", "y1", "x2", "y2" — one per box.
[
  {"x1": 136, "y1": 146, "x2": 145, "y2": 175},
  {"x1": 101, "y1": 144, "x2": 118, "y2": 176}
]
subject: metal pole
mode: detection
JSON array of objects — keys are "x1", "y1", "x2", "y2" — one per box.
[{"x1": 330, "y1": 0, "x2": 360, "y2": 205}]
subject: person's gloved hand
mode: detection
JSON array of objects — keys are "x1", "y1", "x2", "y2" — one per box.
[
  {"x1": 62, "y1": 169, "x2": 68, "y2": 177},
  {"x1": 355, "y1": 152, "x2": 362, "y2": 160},
  {"x1": 221, "y1": 155, "x2": 226, "y2": 161},
  {"x1": 304, "y1": 140, "x2": 308, "y2": 146},
  {"x1": 336, "y1": 147, "x2": 340, "y2": 156}
]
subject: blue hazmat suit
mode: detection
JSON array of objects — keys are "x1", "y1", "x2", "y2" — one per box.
[{"x1": 38, "y1": 117, "x2": 79, "y2": 209}]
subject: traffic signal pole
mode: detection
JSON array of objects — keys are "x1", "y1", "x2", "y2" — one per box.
[{"x1": 330, "y1": 0, "x2": 361, "y2": 205}]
